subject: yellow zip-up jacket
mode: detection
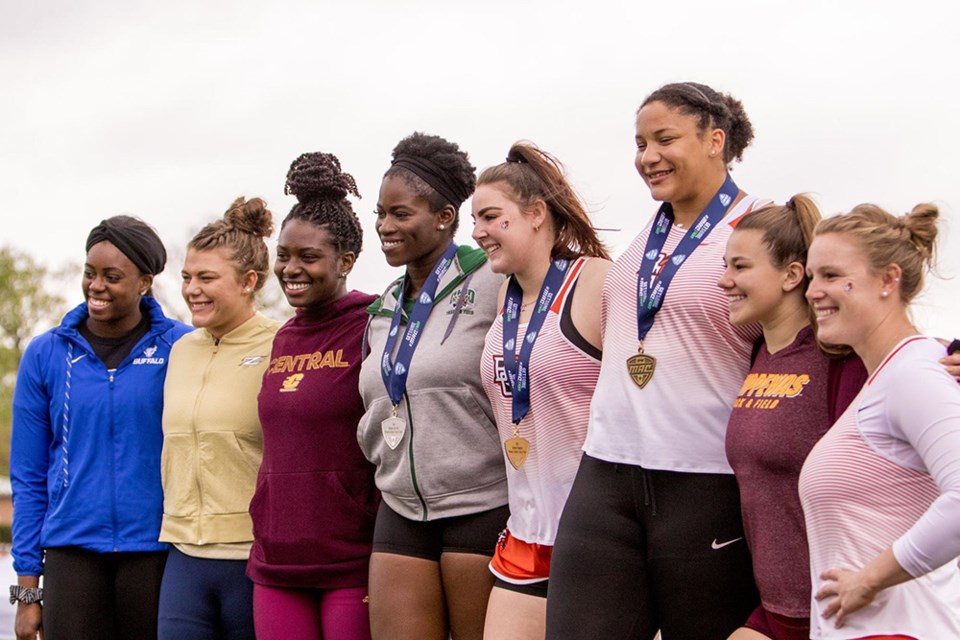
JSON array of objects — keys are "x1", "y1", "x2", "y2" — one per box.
[{"x1": 159, "y1": 312, "x2": 281, "y2": 554}]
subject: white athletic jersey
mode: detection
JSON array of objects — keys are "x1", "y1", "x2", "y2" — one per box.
[
  {"x1": 481, "y1": 257, "x2": 600, "y2": 546},
  {"x1": 584, "y1": 197, "x2": 763, "y2": 473},
  {"x1": 800, "y1": 336, "x2": 960, "y2": 638}
]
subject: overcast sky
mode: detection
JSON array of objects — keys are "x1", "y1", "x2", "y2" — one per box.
[{"x1": 2, "y1": 0, "x2": 958, "y2": 338}]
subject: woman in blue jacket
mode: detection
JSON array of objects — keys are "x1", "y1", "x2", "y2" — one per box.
[{"x1": 10, "y1": 216, "x2": 191, "y2": 640}]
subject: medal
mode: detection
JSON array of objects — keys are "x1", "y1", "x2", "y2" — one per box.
[
  {"x1": 632, "y1": 174, "x2": 739, "y2": 389},
  {"x1": 381, "y1": 407, "x2": 405, "y2": 450},
  {"x1": 626, "y1": 343, "x2": 656, "y2": 389},
  {"x1": 380, "y1": 243, "x2": 459, "y2": 430},
  {"x1": 500, "y1": 259, "x2": 571, "y2": 471},
  {"x1": 504, "y1": 435, "x2": 530, "y2": 470}
]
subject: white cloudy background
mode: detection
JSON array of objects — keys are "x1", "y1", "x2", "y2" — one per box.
[{"x1": 2, "y1": 0, "x2": 958, "y2": 338}]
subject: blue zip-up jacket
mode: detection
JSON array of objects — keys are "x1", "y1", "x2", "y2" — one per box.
[{"x1": 10, "y1": 297, "x2": 192, "y2": 575}]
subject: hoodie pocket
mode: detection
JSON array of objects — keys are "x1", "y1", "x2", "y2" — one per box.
[
  {"x1": 406, "y1": 387, "x2": 506, "y2": 499},
  {"x1": 250, "y1": 469, "x2": 378, "y2": 566},
  {"x1": 199, "y1": 431, "x2": 262, "y2": 515},
  {"x1": 161, "y1": 433, "x2": 198, "y2": 517}
]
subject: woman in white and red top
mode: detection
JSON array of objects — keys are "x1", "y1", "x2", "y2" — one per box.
[
  {"x1": 800, "y1": 202, "x2": 960, "y2": 639},
  {"x1": 471, "y1": 142, "x2": 611, "y2": 640},
  {"x1": 546, "y1": 82, "x2": 767, "y2": 640}
]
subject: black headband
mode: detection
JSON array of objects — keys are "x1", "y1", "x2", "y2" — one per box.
[
  {"x1": 391, "y1": 155, "x2": 471, "y2": 210},
  {"x1": 85, "y1": 216, "x2": 167, "y2": 275}
]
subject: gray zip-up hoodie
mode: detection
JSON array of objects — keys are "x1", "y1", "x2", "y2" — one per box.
[{"x1": 358, "y1": 245, "x2": 508, "y2": 521}]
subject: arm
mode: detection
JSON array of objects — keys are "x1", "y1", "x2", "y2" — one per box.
[
  {"x1": 10, "y1": 342, "x2": 53, "y2": 640},
  {"x1": 14, "y1": 575, "x2": 42, "y2": 640},
  {"x1": 10, "y1": 340, "x2": 54, "y2": 577},
  {"x1": 569, "y1": 258, "x2": 613, "y2": 351}
]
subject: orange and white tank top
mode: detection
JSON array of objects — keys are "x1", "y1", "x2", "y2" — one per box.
[{"x1": 480, "y1": 256, "x2": 601, "y2": 546}]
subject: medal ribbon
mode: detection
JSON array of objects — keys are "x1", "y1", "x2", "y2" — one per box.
[
  {"x1": 635, "y1": 174, "x2": 739, "y2": 343},
  {"x1": 502, "y1": 258, "x2": 571, "y2": 424},
  {"x1": 381, "y1": 242, "x2": 460, "y2": 406}
]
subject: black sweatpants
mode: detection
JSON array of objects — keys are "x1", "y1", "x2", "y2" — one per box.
[
  {"x1": 545, "y1": 454, "x2": 759, "y2": 640},
  {"x1": 42, "y1": 546, "x2": 167, "y2": 640}
]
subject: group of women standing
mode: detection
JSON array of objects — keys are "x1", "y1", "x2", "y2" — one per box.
[{"x1": 10, "y1": 80, "x2": 960, "y2": 640}]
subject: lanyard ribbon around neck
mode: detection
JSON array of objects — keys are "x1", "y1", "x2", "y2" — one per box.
[
  {"x1": 635, "y1": 174, "x2": 739, "y2": 344},
  {"x1": 381, "y1": 242, "x2": 460, "y2": 407},
  {"x1": 502, "y1": 258, "x2": 571, "y2": 425}
]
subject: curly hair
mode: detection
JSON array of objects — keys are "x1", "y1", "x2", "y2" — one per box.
[
  {"x1": 283, "y1": 152, "x2": 364, "y2": 256},
  {"x1": 640, "y1": 82, "x2": 755, "y2": 164},
  {"x1": 189, "y1": 196, "x2": 273, "y2": 292},
  {"x1": 478, "y1": 141, "x2": 609, "y2": 261},
  {"x1": 384, "y1": 132, "x2": 476, "y2": 233}
]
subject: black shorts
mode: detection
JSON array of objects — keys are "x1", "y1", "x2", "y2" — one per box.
[
  {"x1": 494, "y1": 578, "x2": 549, "y2": 599},
  {"x1": 372, "y1": 501, "x2": 509, "y2": 561},
  {"x1": 545, "y1": 453, "x2": 759, "y2": 640}
]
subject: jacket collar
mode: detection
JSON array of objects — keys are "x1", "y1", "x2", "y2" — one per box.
[{"x1": 367, "y1": 245, "x2": 487, "y2": 319}]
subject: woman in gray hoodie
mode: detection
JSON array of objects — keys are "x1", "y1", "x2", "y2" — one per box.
[{"x1": 358, "y1": 132, "x2": 509, "y2": 640}]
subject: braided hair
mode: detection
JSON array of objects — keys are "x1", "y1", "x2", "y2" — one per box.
[{"x1": 283, "y1": 152, "x2": 364, "y2": 256}]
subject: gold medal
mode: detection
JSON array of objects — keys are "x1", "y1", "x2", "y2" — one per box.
[
  {"x1": 503, "y1": 424, "x2": 529, "y2": 470},
  {"x1": 381, "y1": 406, "x2": 406, "y2": 450},
  {"x1": 626, "y1": 343, "x2": 656, "y2": 389}
]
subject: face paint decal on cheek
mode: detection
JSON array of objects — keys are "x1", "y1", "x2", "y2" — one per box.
[
  {"x1": 500, "y1": 220, "x2": 509, "y2": 230},
  {"x1": 843, "y1": 282, "x2": 853, "y2": 293}
]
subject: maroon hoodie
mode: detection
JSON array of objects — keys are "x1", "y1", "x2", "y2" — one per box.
[{"x1": 248, "y1": 290, "x2": 380, "y2": 589}]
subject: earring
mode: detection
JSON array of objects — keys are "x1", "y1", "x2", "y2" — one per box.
[
  {"x1": 339, "y1": 272, "x2": 347, "y2": 278},
  {"x1": 882, "y1": 291, "x2": 889, "y2": 298},
  {"x1": 438, "y1": 224, "x2": 446, "y2": 230}
]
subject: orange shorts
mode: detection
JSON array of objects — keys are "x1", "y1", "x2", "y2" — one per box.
[{"x1": 489, "y1": 529, "x2": 552, "y2": 584}]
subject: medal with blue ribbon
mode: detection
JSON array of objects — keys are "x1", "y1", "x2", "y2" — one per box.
[
  {"x1": 629, "y1": 175, "x2": 739, "y2": 388},
  {"x1": 501, "y1": 258, "x2": 570, "y2": 469},
  {"x1": 380, "y1": 242, "x2": 460, "y2": 449}
]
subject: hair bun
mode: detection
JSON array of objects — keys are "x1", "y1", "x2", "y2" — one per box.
[
  {"x1": 285, "y1": 152, "x2": 360, "y2": 203},
  {"x1": 224, "y1": 196, "x2": 274, "y2": 238}
]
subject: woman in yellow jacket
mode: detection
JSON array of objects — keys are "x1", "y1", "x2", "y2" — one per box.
[{"x1": 157, "y1": 197, "x2": 281, "y2": 640}]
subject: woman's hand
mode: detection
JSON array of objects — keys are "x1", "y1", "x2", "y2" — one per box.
[
  {"x1": 815, "y1": 548, "x2": 912, "y2": 628},
  {"x1": 15, "y1": 602, "x2": 43, "y2": 640},
  {"x1": 815, "y1": 567, "x2": 880, "y2": 628}
]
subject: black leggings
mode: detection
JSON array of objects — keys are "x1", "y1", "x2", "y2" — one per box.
[
  {"x1": 42, "y1": 546, "x2": 167, "y2": 640},
  {"x1": 545, "y1": 454, "x2": 759, "y2": 640}
]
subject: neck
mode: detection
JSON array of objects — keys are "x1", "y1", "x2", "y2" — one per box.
[
  {"x1": 672, "y1": 171, "x2": 729, "y2": 228},
  {"x1": 86, "y1": 305, "x2": 144, "y2": 338},
  {"x1": 406, "y1": 240, "x2": 454, "y2": 299},
  {"x1": 210, "y1": 307, "x2": 256, "y2": 341},
  {"x1": 761, "y1": 298, "x2": 810, "y2": 354},
  {"x1": 305, "y1": 286, "x2": 348, "y2": 315},
  {"x1": 513, "y1": 258, "x2": 553, "y2": 305},
  {"x1": 854, "y1": 311, "x2": 918, "y2": 376}
]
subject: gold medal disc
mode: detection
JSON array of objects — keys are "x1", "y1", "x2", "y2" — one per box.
[
  {"x1": 626, "y1": 352, "x2": 656, "y2": 389},
  {"x1": 504, "y1": 436, "x2": 530, "y2": 470}
]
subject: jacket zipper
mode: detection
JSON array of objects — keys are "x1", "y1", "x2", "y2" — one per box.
[
  {"x1": 404, "y1": 395, "x2": 429, "y2": 520},
  {"x1": 192, "y1": 338, "x2": 219, "y2": 544}
]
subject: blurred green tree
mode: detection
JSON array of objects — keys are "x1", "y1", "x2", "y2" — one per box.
[{"x1": 0, "y1": 246, "x2": 67, "y2": 476}]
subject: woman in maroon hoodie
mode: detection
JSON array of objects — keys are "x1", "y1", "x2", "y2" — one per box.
[{"x1": 247, "y1": 152, "x2": 379, "y2": 640}]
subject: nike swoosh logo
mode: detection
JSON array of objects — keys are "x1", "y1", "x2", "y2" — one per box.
[
  {"x1": 711, "y1": 537, "x2": 743, "y2": 550},
  {"x1": 71, "y1": 354, "x2": 87, "y2": 364}
]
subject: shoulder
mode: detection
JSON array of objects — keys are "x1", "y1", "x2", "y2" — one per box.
[{"x1": 576, "y1": 257, "x2": 613, "y2": 292}]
